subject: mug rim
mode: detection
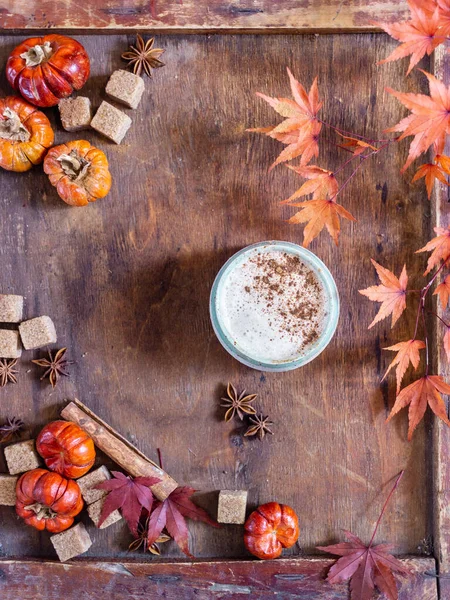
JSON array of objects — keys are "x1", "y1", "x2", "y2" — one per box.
[{"x1": 209, "y1": 240, "x2": 340, "y2": 372}]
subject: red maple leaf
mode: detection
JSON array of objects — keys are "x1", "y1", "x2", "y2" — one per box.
[
  {"x1": 147, "y1": 486, "x2": 219, "y2": 558},
  {"x1": 359, "y1": 260, "x2": 408, "y2": 329},
  {"x1": 382, "y1": 339, "x2": 425, "y2": 394},
  {"x1": 282, "y1": 165, "x2": 339, "y2": 203},
  {"x1": 387, "y1": 375, "x2": 450, "y2": 440},
  {"x1": 378, "y1": 0, "x2": 446, "y2": 75},
  {"x1": 96, "y1": 471, "x2": 160, "y2": 535},
  {"x1": 434, "y1": 274, "x2": 450, "y2": 308},
  {"x1": 318, "y1": 471, "x2": 410, "y2": 600},
  {"x1": 416, "y1": 225, "x2": 450, "y2": 275},
  {"x1": 386, "y1": 71, "x2": 450, "y2": 171},
  {"x1": 248, "y1": 68, "x2": 322, "y2": 170}
]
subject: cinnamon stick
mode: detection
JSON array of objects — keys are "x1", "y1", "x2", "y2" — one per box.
[{"x1": 61, "y1": 399, "x2": 178, "y2": 501}]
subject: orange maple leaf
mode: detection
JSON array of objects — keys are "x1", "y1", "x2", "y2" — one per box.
[
  {"x1": 249, "y1": 68, "x2": 322, "y2": 170},
  {"x1": 382, "y1": 339, "x2": 425, "y2": 394},
  {"x1": 437, "y1": 0, "x2": 450, "y2": 36},
  {"x1": 282, "y1": 165, "x2": 338, "y2": 203},
  {"x1": 378, "y1": 0, "x2": 446, "y2": 75},
  {"x1": 444, "y1": 327, "x2": 450, "y2": 363},
  {"x1": 287, "y1": 199, "x2": 355, "y2": 247},
  {"x1": 416, "y1": 225, "x2": 450, "y2": 275},
  {"x1": 411, "y1": 162, "x2": 449, "y2": 199},
  {"x1": 386, "y1": 375, "x2": 450, "y2": 440},
  {"x1": 386, "y1": 71, "x2": 450, "y2": 171},
  {"x1": 434, "y1": 274, "x2": 450, "y2": 308},
  {"x1": 337, "y1": 133, "x2": 378, "y2": 156},
  {"x1": 359, "y1": 260, "x2": 408, "y2": 329}
]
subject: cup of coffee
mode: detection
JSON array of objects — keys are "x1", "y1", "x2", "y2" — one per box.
[{"x1": 210, "y1": 241, "x2": 339, "y2": 372}]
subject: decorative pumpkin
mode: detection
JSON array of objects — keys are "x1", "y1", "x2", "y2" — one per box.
[
  {"x1": 6, "y1": 34, "x2": 90, "y2": 107},
  {"x1": 43, "y1": 140, "x2": 112, "y2": 206},
  {"x1": 244, "y1": 502, "x2": 299, "y2": 560},
  {"x1": 16, "y1": 468, "x2": 83, "y2": 533},
  {"x1": 0, "y1": 96, "x2": 54, "y2": 172},
  {"x1": 36, "y1": 420, "x2": 95, "y2": 479}
]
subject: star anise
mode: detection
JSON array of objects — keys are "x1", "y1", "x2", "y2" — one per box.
[
  {"x1": 121, "y1": 34, "x2": 165, "y2": 78},
  {"x1": 0, "y1": 358, "x2": 18, "y2": 387},
  {"x1": 32, "y1": 348, "x2": 73, "y2": 388},
  {"x1": 129, "y1": 515, "x2": 171, "y2": 555},
  {"x1": 244, "y1": 414, "x2": 274, "y2": 440},
  {"x1": 0, "y1": 416, "x2": 25, "y2": 443},
  {"x1": 221, "y1": 382, "x2": 257, "y2": 422}
]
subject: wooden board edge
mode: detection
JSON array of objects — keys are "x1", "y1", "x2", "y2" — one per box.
[
  {"x1": 432, "y1": 42, "x2": 450, "y2": 600},
  {"x1": 0, "y1": 556, "x2": 438, "y2": 599}
]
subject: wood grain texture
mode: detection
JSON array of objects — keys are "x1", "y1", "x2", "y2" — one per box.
[
  {"x1": 433, "y1": 43, "x2": 450, "y2": 600},
  {"x1": 0, "y1": 33, "x2": 434, "y2": 566},
  {"x1": 0, "y1": 557, "x2": 438, "y2": 599},
  {"x1": 61, "y1": 400, "x2": 178, "y2": 500},
  {"x1": 0, "y1": 1, "x2": 409, "y2": 32}
]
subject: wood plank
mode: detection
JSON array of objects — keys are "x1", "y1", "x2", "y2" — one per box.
[
  {"x1": 0, "y1": 557, "x2": 438, "y2": 599},
  {"x1": 0, "y1": 32, "x2": 433, "y2": 563},
  {"x1": 432, "y1": 43, "x2": 450, "y2": 600},
  {"x1": 0, "y1": 1, "x2": 409, "y2": 32}
]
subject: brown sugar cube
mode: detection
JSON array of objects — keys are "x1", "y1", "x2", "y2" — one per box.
[
  {"x1": 217, "y1": 490, "x2": 248, "y2": 525},
  {"x1": 4, "y1": 440, "x2": 41, "y2": 475},
  {"x1": 87, "y1": 497, "x2": 122, "y2": 529},
  {"x1": 0, "y1": 475, "x2": 18, "y2": 506},
  {"x1": 0, "y1": 294, "x2": 23, "y2": 322},
  {"x1": 106, "y1": 70, "x2": 145, "y2": 109},
  {"x1": 19, "y1": 316, "x2": 57, "y2": 350},
  {"x1": 77, "y1": 466, "x2": 111, "y2": 505},
  {"x1": 0, "y1": 329, "x2": 22, "y2": 358},
  {"x1": 90, "y1": 101, "x2": 132, "y2": 144},
  {"x1": 58, "y1": 96, "x2": 92, "y2": 131},
  {"x1": 51, "y1": 523, "x2": 93, "y2": 562}
]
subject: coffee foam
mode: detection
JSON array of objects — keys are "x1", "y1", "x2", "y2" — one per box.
[{"x1": 217, "y1": 248, "x2": 327, "y2": 363}]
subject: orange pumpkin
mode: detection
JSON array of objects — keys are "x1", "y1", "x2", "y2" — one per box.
[
  {"x1": 36, "y1": 420, "x2": 96, "y2": 479},
  {"x1": 244, "y1": 502, "x2": 299, "y2": 560},
  {"x1": 16, "y1": 468, "x2": 83, "y2": 533},
  {"x1": 0, "y1": 96, "x2": 54, "y2": 172},
  {"x1": 6, "y1": 35, "x2": 90, "y2": 107},
  {"x1": 43, "y1": 140, "x2": 112, "y2": 206}
]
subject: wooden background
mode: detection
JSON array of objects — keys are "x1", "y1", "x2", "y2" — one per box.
[
  {"x1": 0, "y1": 32, "x2": 437, "y2": 569},
  {"x1": 0, "y1": 0, "x2": 410, "y2": 32}
]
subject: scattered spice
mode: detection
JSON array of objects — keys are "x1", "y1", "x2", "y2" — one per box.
[
  {"x1": 0, "y1": 358, "x2": 18, "y2": 387},
  {"x1": 129, "y1": 514, "x2": 171, "y2": 555},
  {"x1": 121, "y1": 34, "x2": 165, "y2": 78},
  {"x1": 221, "y1": 382, "x2": 257, "y2": 422},
  {"x1": 32, "y1": 347, "x2": 73, "y2": 388},
  {"x1": 0, "y1": 416, "x2": 25, "y2": 443},
  {"x1": 244, "y1": 414, "x2": 274, "y2": 440}
]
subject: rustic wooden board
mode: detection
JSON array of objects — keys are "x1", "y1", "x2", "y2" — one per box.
[
  {"x1": 0, "y1": 558, "x2": 438, "y2": 599},
  {"x1": 0, "y1": 29, "x2": 438, "y2": 594},
  {"x1": 0, "y1": 1, "x2": 409, "y2": 32}
]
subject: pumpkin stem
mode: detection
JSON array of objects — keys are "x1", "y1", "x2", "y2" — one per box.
[
  {"x1": 57, "y1": 151, "x2": 91, "y2": 181},
  {"x1": 0, "y1": 108, "x2": 31, "y2": 142},
  {"x1": 20, "y1": 41, "x2": 53, "y2": 67},
  {"x1": 26, "y1": 502, "x2": 58, "y2": 521}
]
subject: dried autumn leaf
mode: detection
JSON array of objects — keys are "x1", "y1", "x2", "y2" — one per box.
[
  {"x1": 336, "y1": 133, "x2": 378, "y2": 156},
  {"x1": 416, "y1": 225, "x2": 450, "y2": 275},
  {"x1": 378, "y1": 1, "x2": 446, "y2": 75},
  {"x1": 382, "y1": 339, "x2": 425, "y2": 394},
  {"x1": 248, "y1": 68, "x2": 322, "y2": 170},
  {"x1": 282, "y1": 165, "x2": 338, "y2": 203},
  {"x1": 359, "y1": 260, "x2": 408, "y2": 329},
  {"x1": 287, "y1": 199, "x2": 355, "y2": 247},
  {"x1": 387, "y1": 375, "x2": 450, "y2": 440},
  {"x1": 147, "y1": 486, "x2": 219, "y2": 558},
  {"x1": 96, "y1": 471, "x2": 161, "y2": 535},
  {"x1": 318, "y1": 531, "x2": 409, "y2": 600},
  {"x1": 444, "y1": 328, "x2": 450, "y2": 363},
  {"x1": 411, "y1": 162, "x2": 449, "y2": 199},
  {"x1": 386, "y1": 71, "x2": 450, "y2": 172},
  {"x1": 434, "y1": 274, "x2": 450, "y2": 308}
]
